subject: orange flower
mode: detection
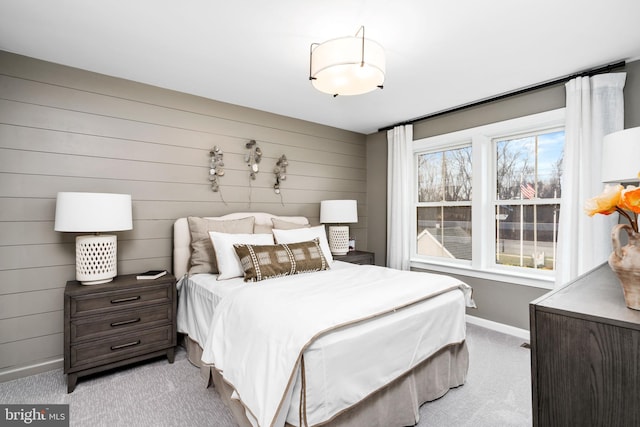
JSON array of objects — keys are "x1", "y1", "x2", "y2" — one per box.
[
  {"x1": 586, "y1": 170, "x2": 640, "y2": 232},
  {"x1": 584, "y1": 184, "x2": 623, "y2": 216},
  {"x1": 620, "y1": 186, "x2": 640, "y2": 214}
]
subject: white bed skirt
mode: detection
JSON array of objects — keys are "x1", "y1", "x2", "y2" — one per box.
[{"x1": 182, "y1": 335, "x2": 468, "y2": 427}]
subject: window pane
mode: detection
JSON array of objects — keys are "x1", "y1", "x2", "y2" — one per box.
[
  {"x1": 417, "y1": 206, "x2": 472, "y2": 260},
  {"x1": 444, "y1": 147, "x2": 472, "y2": 201},
  {"x1": 536, "y1": 131, "x2": 564, "y2": 199},
  {"x1": 496, "y1": 130, "x2": 564, "y2": 200},
  {"x1": 417, "y1": 152, "x2": 443, "y2": 202},
  {"x1": 417, "y1": 146, "x2": 472, "y2": 202},
  {"x1": 495, "y1": 204, "x2": 560, "y2": 270}
]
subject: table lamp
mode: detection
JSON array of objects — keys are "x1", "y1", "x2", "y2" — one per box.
[
  {"x1": 320, "y1": 200, "x2": 358, "y2": 255},
  {"x1": 55, "y1": 192, "x2": 133, "y2": 285},
  {"x1": 602, "y1": 126, "x2": 640, "y2": 183}
]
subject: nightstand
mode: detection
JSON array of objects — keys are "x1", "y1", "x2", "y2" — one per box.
[
  {"x1": 64, "y1": 273, "x2": 177, "y2": 393},
  {"x1": 333, "y1": 250, "x2": 375, "y2": 265}
]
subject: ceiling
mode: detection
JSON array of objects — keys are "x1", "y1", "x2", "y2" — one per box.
[{"x1": 1, "y1": 0, "x2": 640, "y2": 135}]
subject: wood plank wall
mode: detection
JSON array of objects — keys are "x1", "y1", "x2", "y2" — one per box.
[{"x1": 0, "y1": 51, "x2": 367, "y2": 381}]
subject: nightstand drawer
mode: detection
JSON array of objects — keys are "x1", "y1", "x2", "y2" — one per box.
[
  {"x1": 68, "y1": 325, "x2": 174, "y2": 370},
  {"x1": 70, "y1": 284, "x2": 172, "y2": 317},
  {"x1": 70, "y1": 304, "x2": 173, "y2": 342},
  {"x1": 343, "y1": 256, "x2": 372, "y2": 265},
  {"x1": 334, "y1": 250, "x2": 375, "y2": 265}
]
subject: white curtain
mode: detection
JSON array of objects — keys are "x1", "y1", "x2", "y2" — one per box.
[
  {"x1": 555, "y1": 73, "x2": 626, "y2": 286},
  {"x1": 387, "y1": 124, "x2": 413, "y2": 270}
]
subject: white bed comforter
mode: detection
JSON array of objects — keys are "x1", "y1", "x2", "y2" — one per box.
[
  {"x1": 176, "y1": 273, "x2": 243, "y2": 347},
  {"x1": 200, "y1": 264, "x2": 474, "y2": 427}
]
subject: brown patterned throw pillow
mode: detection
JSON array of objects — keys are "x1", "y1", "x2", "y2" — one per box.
[{"x1": 233, "y1": 239, "x2": 329, "y2": 282}]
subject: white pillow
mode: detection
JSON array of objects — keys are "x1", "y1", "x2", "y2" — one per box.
[
  {"x1": 209, "y1": 232, "x2": 274, "y2": 280},
  {"x1": 272, "y1": 225, "x2": 333, "y2": 264}
]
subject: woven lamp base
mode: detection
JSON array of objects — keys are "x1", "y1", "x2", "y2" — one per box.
[
  {"x1": 75, "y1": 234, "x2": 118, "y2": 285},
  {"x1": 328, "y1": 225, "x2": 350, "y2": 255}
]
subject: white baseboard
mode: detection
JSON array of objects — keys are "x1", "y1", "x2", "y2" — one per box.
[
  {"x1": 0, "y1": 358, "x2": 63, "y2": 383},
  {"x1": 466, "y1": 314, "x2": 530, "y2": 342}
]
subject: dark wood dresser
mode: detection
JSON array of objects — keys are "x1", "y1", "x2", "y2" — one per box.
[
  {"x1": 530, "y1": 263, "x2": 640, "y2": 426},
  {"x1": 64, "y1": 273, "x2": 176, "y2": 392}
]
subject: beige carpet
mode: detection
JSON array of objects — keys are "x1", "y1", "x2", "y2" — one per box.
[{"x1": 0, "y1": 323, "x2": 531, "y2": 426}]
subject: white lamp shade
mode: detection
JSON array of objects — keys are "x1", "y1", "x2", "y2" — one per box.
[
  {"x1": 320, "y1": 200, "x2": 358, "y2": 224},
  {"x1": 55, "y1": 192, "x2": 133, "y2": 232},
  {"x1": 602, "y1": 127, "x2": 640, "y2": 183},
  {"x1": 311, "y1": 35, "x2": 385, "y2": 96}
]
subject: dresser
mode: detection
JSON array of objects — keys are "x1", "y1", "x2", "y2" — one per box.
[
  {"x1": 333, "y1": 250, "x2": 375, "y2": 265},
  {"x1": 529, "y1": 263, "x2": 640, "y2": 426},
  {"x1": 64, "y1": 273, "x2": 177, "y2": 393}
]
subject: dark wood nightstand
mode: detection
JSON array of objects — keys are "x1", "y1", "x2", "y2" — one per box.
[
  {"x1": 333, "y1": 250, "x2": 375, "y2": 265},
  {"x1": 64, "y1": 273, "x2": 177, "y2": 393}
]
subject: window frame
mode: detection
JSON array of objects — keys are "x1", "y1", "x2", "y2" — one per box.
[{"x1": 411, "y1": 108, "x2": 566, "y2": 289}]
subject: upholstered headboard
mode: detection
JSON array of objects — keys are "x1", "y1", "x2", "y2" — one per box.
[{"x1": 173, "y1": 212, "x2": 310, "y2": 279}]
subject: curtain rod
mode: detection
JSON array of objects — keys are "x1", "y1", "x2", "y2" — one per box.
[{"x1": 378, "y1": 60, "x2": 627, "y2": 133}]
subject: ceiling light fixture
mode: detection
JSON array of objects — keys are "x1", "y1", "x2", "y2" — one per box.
[{"x1": 309, "y1": 26, "x2": 385, "y2": 97}]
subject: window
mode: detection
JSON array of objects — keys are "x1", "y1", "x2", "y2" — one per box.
[
  {"x1": 494, "y1": 131, "x2": 563, "y2": 271},
  {"x1": 412, "y1": 109, "x2": 565, "y2": 287},
  {"x1": 417, "y1": 145, "x2": 472, "y2": 260}
]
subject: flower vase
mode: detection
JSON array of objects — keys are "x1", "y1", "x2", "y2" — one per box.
[{"x1": 609, "y1": 224, "x2": 640, "y2": 310}]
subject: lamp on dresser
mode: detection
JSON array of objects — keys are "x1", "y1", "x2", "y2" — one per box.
[
  {"x1": 601, "y1": 126, "x2": 640, "y2": 184},
  {"x1": 54, "y1": 192, "x2": 132, "y2": 285},
  {"x1": 320, "y1": 199, "x2": 358, "y2": 255}
]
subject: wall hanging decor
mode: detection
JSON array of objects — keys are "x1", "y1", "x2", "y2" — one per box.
[
  {"x1": 245, "y1": 139, "x2": 262, "y2": 179},
  {"x1": 273, "y1": 154, "x2": 288, "y2": 194},
  {"x1": 209, "y1": 146, "x2": 225, "y2": 192},
  {"x1": 245, "y1": 139, "x2": 262, "y2": 207}
]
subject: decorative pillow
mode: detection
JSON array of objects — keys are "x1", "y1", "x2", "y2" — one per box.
[
  {"x1": 253, "y1": 223, "x2": 274, "y2": 235},
  {"x1": 271, "y1": 218, "x2": 311, "y2": 230},
  {"x1": 187, "y1": 216, "x2": 255, "y2": 275},
  {"x1": 209, "y1": 232, "x2": 274, "y2": 280},
  {"x1": 234, "y1": 239, "x2": 329, "y2": 282},
  {"x1": 272, "y1": 225, "x2": 334, "y2": 264},
  {"x1": 253, "y1": 217, "x2": 310, "y2": 234}
]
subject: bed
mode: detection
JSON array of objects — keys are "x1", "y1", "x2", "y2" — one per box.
[{"x1": 173, "y1": 212, "x2": 475, "y2": 427}]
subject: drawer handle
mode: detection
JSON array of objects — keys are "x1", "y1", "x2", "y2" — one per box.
[
  {"x1": 110, "y1": 318, "x2": 141, "y2": 327},
  {"x1": 110, "y1": 340, "x2": 141, "y2": 351},
  {"x1": 110, "y1": 296, "x2": 140, "y2": 304}
]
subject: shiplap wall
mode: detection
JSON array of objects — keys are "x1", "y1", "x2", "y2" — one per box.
[{"x1": 0, "y1": 51, "x2": 367, "y2": 381}]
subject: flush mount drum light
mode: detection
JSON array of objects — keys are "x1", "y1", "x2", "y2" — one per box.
[{"x1": 309, "y1": 26, "x2": 385, "y2": 97}]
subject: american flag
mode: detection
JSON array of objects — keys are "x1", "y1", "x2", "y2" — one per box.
[{"x1": 520, "y1": 183, "x2": 536, "y2": 199}]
